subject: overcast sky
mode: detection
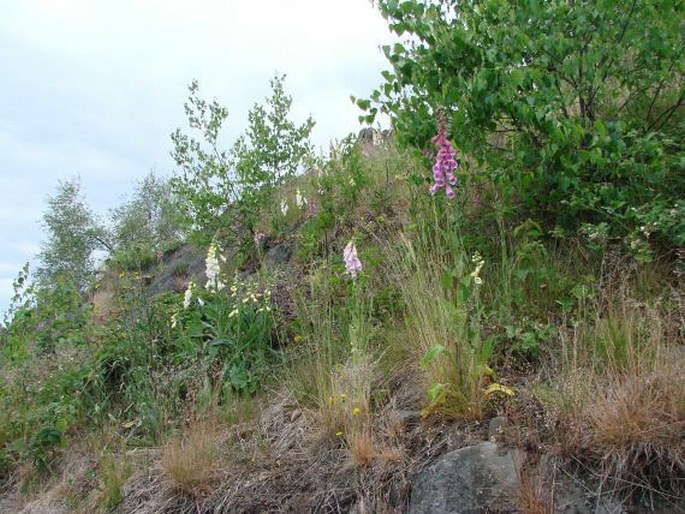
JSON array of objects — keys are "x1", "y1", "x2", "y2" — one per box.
[{"x1": 0, "y1": 0, "x2": 393, "y2": 315}]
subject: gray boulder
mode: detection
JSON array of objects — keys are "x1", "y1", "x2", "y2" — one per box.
[
  {"x1": 487, "y1": 416, "x2": 508, "y2": 442},
  {"x1": 409, "y1": 442, "x2": 521, "y2": 514},
  {"x1": 148, "y1": 243, "x2": 207, "y2": 295},
  {"x1": 264, "y1": 244, "x2": 292, "y2": 269},
  {"x1": 356, "y1": 128, "x2": 391, "y2": 157}
]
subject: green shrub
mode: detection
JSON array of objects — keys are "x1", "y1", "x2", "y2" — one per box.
[
  {"x1": 171, "y1": 277, "x2": 276, "y2": 396},
  {"x1": 109, "y1": 245, "x2": 157, "y2": 272},
  {"x1": 170, "y1": 260, "x2": 190, "y2": 278},
  {"x1": 365, "y1": 0, "x2": 685, "y2": 254},
  {"x1": 109, "y1": 171, "x2": 181, "y2": 255},
  {"x1": 27, "y1": 428, "x2": 62, "y2": 473},
  {"x1": 297, "y1": 211, "x2": 335, "y2": 262},
  {"x1": 2, "y1": 266, "x2": 90, "y2": 357},
  {"x1": 170, "y1": 75, "x2": 314, "y2": 245},
  {"x1": 37, "y1": 177, "x2": 109, "y2": 291}
]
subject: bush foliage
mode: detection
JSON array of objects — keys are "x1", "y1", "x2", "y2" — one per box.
[
  {"x1": 170, "y1": 75, "x2": 314, "y2": 245},
  {"x1": 363, "y1": 0, "x2": 684, "y2": 257}
]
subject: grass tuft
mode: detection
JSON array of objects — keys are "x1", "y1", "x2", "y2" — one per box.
[
  {"x1": 553, "y1": 291, "x2": 685, "y2": 502},
  {"x1": 389, "y1": 235, "x2": 489, "y2": 419},
  {"x1": 160, "y1": 420, "x2": 218, "y2": 496}
]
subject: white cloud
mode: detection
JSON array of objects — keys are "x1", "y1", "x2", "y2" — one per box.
[
  {"x1": 6, "y1": 242, "x2": 41, "y2": 256},
  {"x1": 0, "y1": 262, "x2": 25, "y2": 275},
  {"x1": 0, "y1": 278, "x2": 14, "y2": 314}
]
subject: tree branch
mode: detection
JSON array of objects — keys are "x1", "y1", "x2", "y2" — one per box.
[{"x1": 647, "y1": 96, "x2": 684, "y2": 132}]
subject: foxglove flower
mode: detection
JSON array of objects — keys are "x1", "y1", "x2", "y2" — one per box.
[
  {"x1": 280, "y1": 199, "x2": 289, "y2": 216},
  {"x1": 429, "y1": 113, "x2": 458, "y2": 199},
  {"x1": 470, "y1": 252, "x2": 485, "y2": 285},
  {"x1": 343, "y1": 241, "x2": 362, "y2": 279},
  {"x1": 254, "y1": 231, "x2": 266, "y2": 245},
  {"x1": 205, "y1": 242, "x2": 226, "y2": 291},
  {"x1": 295, "y1": 189, "x2": 306, "y2": 208},
  {"x1": 306, "y1": 199, "x2": 320, "y2": 218},
  {"x1": 183, "y1": 281, "x2": 196, "y2": 309}
]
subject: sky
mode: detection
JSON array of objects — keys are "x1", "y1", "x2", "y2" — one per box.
[{"x1": 0, "y1": 0, "x2": 394, "y2": 315}]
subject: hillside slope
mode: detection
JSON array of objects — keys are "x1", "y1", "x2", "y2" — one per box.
[{"x1": 1, "y1": 133, "x2": 683, "y2": 513}]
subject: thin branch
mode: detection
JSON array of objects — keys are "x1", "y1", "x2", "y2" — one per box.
[
  {"x1": 93, "y1": 235, "x2": 114, "y2": 254},
  {"x1": 618, "y1": 89, "x2": 639, "y2": 113},
  {"x1": 540, "y1": 47, "x2": 578, "y2": 89},
  {"x1": 587, "y1": 0, "x2": 639, "y2": 112},
  {"x1": 647, "y1": 57, "x2": 681, "y2": 121},
  {"x1": 647, "y1": 96, "x2": 684, "y2": 132},
  {"x1": 555, "y1": 76, "x2": 572, "y2": 119},
  {"x1": 616, "y1": 0, "x2": 638, "y2": 46}
]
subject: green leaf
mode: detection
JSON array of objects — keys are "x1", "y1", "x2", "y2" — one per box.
[
  {"x1": 457, "y1": 282, "x2": 470, "y2": 304},
  {"x1": 420, "y1": 344, "x2": 447, "y2": 369},
  {"x1": 427, "y1": 382, "x2": 446, "y2": 404},
  {"x1": 356, "y1": 98, "x2": 371, "y2": 110},
  {"x1": 483, "y1": 383, "x2": 515, "y2": 398}
]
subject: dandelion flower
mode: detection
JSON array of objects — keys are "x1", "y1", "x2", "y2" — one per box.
[{"x1": 352, "y1": 407, "x2": 361, "y2": 416}]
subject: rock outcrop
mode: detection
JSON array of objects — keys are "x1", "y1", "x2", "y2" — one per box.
[
  {"x1": 356, "y1": 127, "x2": 391, "y2": 157},
  {"x1": 409, "y1": 442, "x2": 521, "y2": 514}
]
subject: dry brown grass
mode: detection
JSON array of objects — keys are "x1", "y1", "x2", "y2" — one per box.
[
  {"x1": 347, "y1": 424, "x2": 376, "y2": 468},
  {"x1": 160, "y1": 419, "x2": 219, "y2": 496},
  {"x1": 552, "y1": 288, "x2": 685, "y2": 503},
  {"x1": 319, "y1": 357, "x2": 373, "y2": 432},
  {"x1": 317, "y1": 357, "x2": 382, "y2": 468},
  {"x1": 518, "y1": 470, "x2": 552, "y2": 514},
  {"x1": 585, "y1": 355, "x2": 684, "y2": 479}
]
